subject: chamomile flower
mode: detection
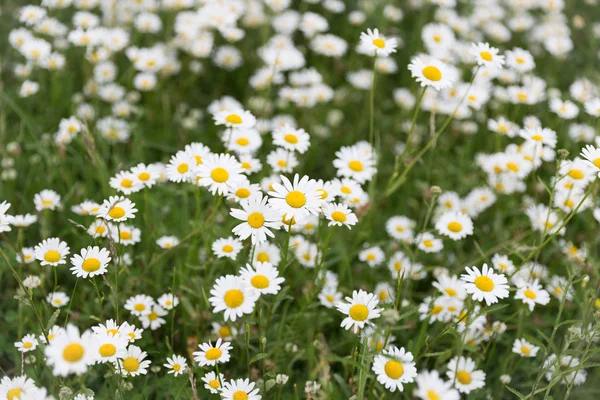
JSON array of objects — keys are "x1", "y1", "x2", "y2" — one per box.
[
  {"x1": 98, "y1": 196, "x2": 137, "y2": 222},
  {"x1": 109, "y1": 171, "x2": 144, "y2": 195},
  {"x1": 435, "y1": 211, "x2": 474, "y2": 240},
  {"x1": 372, "y1": 346, "x2": 417, "y2": 392},
  {"x1": 214, "y1": 109, "x2": 257, "y2": 129},
  {"x1": 47, "y1": 292, "x2": 69, "y2": 308},
  {"x1": 416, "y1": 233, "x2": 443, "y2": 253},
  {"x1": 212, "y1": 236, "x2": 243, "y2": 260},
  {"x1": 491, "y1": 253, "x2": 516, "y2": 274},
  {"x1": 319, "y1": 287, "x2": 343, "y2": 308},
  {"x1": 272, "y1": 124, "x2": 311, "y2": 153},
  {"x1": 34, "y1": 237, "x2": 70, "y2": 266},
  {"x1": 130, "y1": 163, "x2": 160, "y2": 188},
  {"x1": 470, "y1": 42, "x2": 505, "y2": 69},
  {"x1": 70, "y1": 246, "x2": 111, "y2": 278},
  {"x1": 157, "y1": 293, "x2": 179, "y2": 310},
  {"x1": 446, "y1": 356, "x2": 486, "y2": 394},
  {"x1": 166, "y1": 151, "x2": 196, "y2": 183},
  {"x1": 408, "y1": 57, "x2": 453, "y2": 91},
  {"x1": 15, "y1": 334, "x2": 38, "y2": 353},
  {"x1": 373, "y1": 282, "x2": 395, "y2": 304},
  {"x1": 23, "y1": 275, "x2": 41, "y2": 288},
  {"x1": 333, "y1": 145, "x2": 377, "y2": 184},
  {"x1": 0, "y1": 375, "x2": 41, "y2": 400},
  {"x1": 385, "y1": 216, "x2": 416, "y2": 242},
  {"x1": 268, "y1": 174, "x2": 323, "y2": 223},
  {"x1": 514, "y1": 279, "x2": 550, "y2": 311},
  {"x1": 212, "y1": 322, "x2": 238, "y2": 341},
  {"x1": 10, "y1": 213, "x2": 37, "y2": 228},
  {"x1": 359, "y1": 28, "x2": 398, "y2": 57},
  {"x1": 45, "y1": 324, "x2": 94, "y2": 376},
  {"x1": 164, "y1": 355, "x2": 187, "y2": 377},
  {"x1": 544, "y1": 355, "x2": 587, "y2": 386},
  {"x1": 209, "y1": 275, "x2": 259, "y2": 321},
  {"x1": 358, "y1": 246, "x2": 385, "y2": 267},
  {"x1": 221, "y1": 379, "x2": 262, "y2": 400},
  {"x1": 193, "y1": 338, "x2": 232, "y2": 366},
  {"x1": 415, "y1": 370, "x2": 460, "y2": 400},
  {"x1": 116, "y1": 345, "x2": 151, "y2": 377},
  {"x1": 519, "y1": 126, "x2": 557, "y2": 148},
  {"x1": 336, "y1": 289, "x2": 383, "y2": 333},
  {"x1": 512, "y1": 338, "x2": 539, "y2": 358},
  {"x1": 124, "y1": 294, "x2": 155, "y2": 317},
  {"x1": 139, "y1": 305, "x2": 167, "y2": 330},
  {"x1": 111, "y1": 223, "x2": 141, "y2": 246},
  {"x1": 86, "y1": 220, "x2": 109, "y2": 238},
  {"x1": 195, "y1": 153, "x2": 245, "y2": 195},
  {"x1": 240, "y1": 262, "x2": 285, "y2": 296},
  {"x1": 34, "y1": 189, "x2": 62, "y2": 211},
  {"x1": 251, "y1": 242, "x2": 282, "y2": 266},
  {"x1": 202, "y1": 371, "x2": 225, "y2": 394},
  {"x1": 156, "y1": 236, "x2": 180, "y2": 249},
  {"x1": 92, "y1": 332, "x2": 127, "y2": 364},
  {"x1": 322, "y1": 202, "x2": 358, "y2": 228},
  {"x1": 226, "y1": 179, "x2": 262, "y2": 203},
  {"x1": 16, "y1": 247, "x2": 36, "y2": 265},
  {"x1": 433, "y1": 274, "x2": 467, "y2": 300},
  {"x1": 224, "y1": 128, "x2": 262, "y2": 154},
  {"x1": 580, "y1": 144, "x2": 600, "y2": 171},
  {"x1": 461, "y1": 264, "x2": 510, "y2": 306},
  {"x1": 231, "y1": 193, "x2": 281, "y2": 244}
]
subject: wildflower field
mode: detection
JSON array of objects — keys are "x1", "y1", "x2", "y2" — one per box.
[{"x1": 2, "y1": 0, "x2": 600, "y2": 398}]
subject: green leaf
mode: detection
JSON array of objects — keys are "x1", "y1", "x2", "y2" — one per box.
[
  {"x1": 46, "y1": 309, "x2": 60, "y2": 331},
  {"x1": 505, "y1": 385, "x2": 527, "y2": 399},
  {"x1": 249, "y1": 352, "x2": 268, "y2": 365}
]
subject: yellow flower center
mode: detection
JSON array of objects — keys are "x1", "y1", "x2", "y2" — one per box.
[
  {"x1": 121, "y1": 179, "x2": 132, "y2": 188},
  {"x1": 241, "y1": 162, "x2": 251, "y2": 169},
  {"x1": 284, "y1": 134, "x2": 298, "y2": 144},
  {"x1": 277, "y1": 160, "x2": 287, "y2": 167},
  {"x1": 219, "y1": 326, "x2": 231, "y2": 338},
  {"x1": 593, "y1": 158, "x2": 600, "y2": 169},
  {"x1": 177, "y1": 163, "x2": 189, "y2": 174},
  {"x1": 222, "y1": 245, "x2": 234, "y2": 253},
  {"x1": 251, "y1": 275, "x2": 270, "y2": 289},
  {"x1": 423, "y1": 240, "x2": 433, "y2": 248},
  {"x1": 349, "y1": 304, "x2": 369, "y2": 321},
  {"x1": 211, "y1": 167, "x2": 229, "y2": 183},
  {"x1": 7, "y1": 388, "x2": 22, "y2": 400},
  {"x1": 148, "y1": 312, "x2": 158, "y2": 321},
  {"x1": 285, "y1": 190, "x2": 307, "y2": 208},
  {"x1": 524, "y1": 289, "x2": 537, "y2": 299},
  {"x1": 568, "y1": 169, "x2": 584, "y2": 179},
  {"x1": 422, "y1": 66, "x2": 442, "y2": 81},
  {"x1": 247, "y1": 212, "x2": 265, "y2": 228},
  {"x1": 378, "y1": 291, "x2": 388, "y2": 301},
  {"x1": 521, "y1": 345, "x2": 531, "y2": 355},
  {"x1": 209, "y1": 379, "x2": 220, "y2": 389},
  {"x1": 506, "y1": 162, "x2": 519, "y2": 172},
  {"x1": 257, "y1": 252, "x2": 270, "y2": 262},
  {"x1": 63, "y1": 343, "x2": 85, "y2": 363},
  {"x1": 107, "y1": 329, "x2": 119, "y2": 336},
  {"x1": 447, "y1": 222, "x2": 462, "y2": 232},
  {"x1": 205, "y1": 348, "x2": 223, "y2": 360},
  {"x1": 431, "y1": 305, "x2": 443, "y2": 315},
  {"x1": 233, "y1": 391, "x2": 248, "y2": 400},
  {"x1": 123, "y1": 357, "x2": 140, "y2": 372},
  {"x1": 236, "y1": 188, "x2": 251, "y2": 198},
  {"x1": 134, "y1": 303, "x2": 146, "y2": 312},
  {"x1": 236, "y1": 137, "x2": 249, "y2": 146},
  {"x1": 226, "y1": 114, "x2": 242, "y2": 124},
  {"x1": 138, "y1": 172, "x2": 150, "y2": 181},
  {"x1": 44, "y1": 250, "x2": 61, "y2": 263},
  {"x1": 42, "y1": 199, "x2": 53, "y2": 206},
  {"x1": 456, "y1": 370, "x2": 472, "y2": 384},
  {"x1": 480, "y1": 51, "x2": 493, "y2": 61},
  {"x1": 109, "y1": 206, "x2": 126, "y2": 219},
  {"x1": 96, "y1": 225, "x2": 106, "y2": 234},
  {"x1": 427, "y1": 390, "x2": 441, "y2": 400},
  {"x1": 99, "y1": 343, "x2": 116, "y2": 357},
  {"x1": 384, "y1": 360, "x2": 404, "y2": 379},
  {"x1": 564, "y1": 199, "x2": 575, "y2": 208},
  {"x1": 224, "y1": 289, "x2": 244, "y2": 308},
  {"x1": 172, "y1": 363, "x2": 181, "y2": 371},
  {"x1": 445, "y1": 288, "x2": 457, "y2": 296},
  {"x1": 372, "y1": 38, "x2": 385, "y2": 48},
  {"x1": 348, "y1": 160, "x2": 364, "y2": 172},
  {"x1": 474, "y1": 275, "x2": 494, "y2": 292},
  {"x1": 82, "y1": 258, "x2": 101, "y2": 273},
  {"x1": 120, "y1": 231, "x2": 132, "y2": 240},
  {"x1": 23, "y1": 342, "x2": 33, "y2": 349},
  {"x1": 331, "y1": 211, "x2": 347, "y2": 222}
]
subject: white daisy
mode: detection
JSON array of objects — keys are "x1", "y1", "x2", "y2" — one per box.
[
  {"x1": 461, "y1": 264, "x2": 509, "y2": 306},
  {"x1": 435, "y1": 211, "x2": 474, "y2": 241},
  {"x1": 268, "y1": 174, "x2": 323, "y2": 224},
  {"x1": 372, "y1": 346, "x2": 417, "y2": 392},
  {"x1": 157, "y1": 293, "x2": 179, "y2": 310},
  {"x1": 359, "y1": 28, "x2": 398, "y2": 57},
  {"x1": 70, "y1": 246, "x2": 111, "y2": 278},
  {"x1": 44, "y1": 324, "x2": 95, "y2": 376},
  {"x1": 139, "y1": 305, "x2": 167, "y2": 330},
  {"x1": 34, "y1": 237, "x2": 70, "y2": 267},
  {"x1": 240, "y1": 262, "x2": 285, "y2": 296},
  {"x1": 336, "y1": 289, "x2": 383, "y2": 333},
  {"x1": 192, "y1": 338, "x2": 232, "y2": 366},
  {"x1": 124, "y1": 294, "x2": 155, "y2": 317},
  {"x1": 220, "y1": 378, "x2": 261, "y2": 400},
  {"x1": 230, "y1": 193, "x2": 282, "y2": 244},
  {"x1": 47, "y1": 292, "x2": 70, "y2": 308},
  {"x1": 195, "y1": 153, "x2": 245, "y2": 195},
  {"x1": 202, "y1": 371, "x2": 225, "y2": 394},
  {"x1": 209, "y1": 275, "x2": 259, "y2": 321},
  {"x1": 164, "y1": 354, "x2": 187, "y2": 377},
  {"x1": 97, "y1": 196, "x2": 137, "y2": 222},
  {"x1": 512, "y1": 338, "x2": 539, "y2": 358},
  {"x1": 116, "y1": 345, "x2": 151, "y2": 377},
  {"x1": 272, "y1": 124, "x2": 311, "y2": 153},
  {"x1": 514, "y1": 279, "x2": 550, "y2": 311},
  {"x1": 322, "y1": 202, "x2": 358, "y2": 228},
  {"x1": 408, "y1": 57, "x2": 453, "y2": 90},
  {"x1": 212, "y1": 236, "x2": 243, "y2": 260},
  {"x1": 92, "y1": 332, "x2": 128, "y2": 364},
  {"x1": 14, "y1": 334, "x2": 38, "y2": 353},
  {"x1": 34, "y1": 189, "x2": 62, "y2": 211},
  {"x1": 446, "y1": 356, "x2": 486, "y2": 394}
]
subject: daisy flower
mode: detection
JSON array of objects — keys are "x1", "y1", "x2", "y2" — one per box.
[
  {"x1": 272, "y1": 124, "x2": 311, "y2": 153},
  {"x1": 224, "y1": 128, "x2": 262, "y2": 154},
  {"x1": 111, "y1": 223, "x2": 141, "y2": 246},
  {"x1": 212, "y1": 236, "x2": 244, "y2": 260},
  {"x1": 220, "y1": 378, "x2": 261, "y2": 400},
  {"x1": 333, "y1": 145, "x2": 377, "y2": 184},
  {"x1": 580, "y1": 144, "x2": 600, "y2": 170},
  {"x1": 156, "y1": 236, "x2": 180, "y2": 249},
  {"x1": 34, "y1": 237, "x2": 70, "y2": 266},
  {"x1": 0, "y1": 202, "x2": 13, "y2": 232},
  {"x1": 240, "y1": 262, "x2": 285, "y2": 296},
  {"x1": 461, "y1": 264, "x2": 510, "y2": 306},
  {"x1": 157, "y1": 293, "x2": 179, "y2": 310},
  {"x1": 544, "y1": 355, "x2": 587, "y2": 386},
  {"x1": 116, "y1": 345, "x2": 151, "y2": 377},
  {"x1": 109, "y1": 171, "x2": 144, "y2": 195},
  {"x1": 514, "y1": 279, "x2": 550, "y2": 311},
  {"x1": 15, "y1": 334, "x2": 38, "y2": 353},
  {"x1": 408, "y1": 57, "x2": 453, "y2": 91},
  {"x1": 164, "y1": 355, "x2": 187, "y2": 377},
  {"x1": 0, "y1": 376, "x2": 41, "y2": 399},
  {"x1": 139, "y1": 305, "x2": 167, "y2": 330},
  {"x1": 416, "y1": 233, "x2": 443, "y2": 253},
  {"x1": 10, "y1": 213, "x2": 37, "y2": 228},
  {"x1": 202, "y1": 371, "x2": 225, "y2": 394},
  {"x1": 491, "y1": 253, "x2": 515, "y2": 274},
  {"x1": 358, "y1": 246, "x2": 385, "y2": 267},
  {"x1": 23, "y1": 275, "x2": 41, "y2": 288},
  {"x1": 359, "y1": 28, "x2": 398, "y2": 57},
  {"x1": 34, "y1": 189, "x2": 61, "y2": 211},
  {"x1": 213, "y1": 109, "x2": 257, "y2": 129},
  {"x1": 47, "y1": 292, "x2": 69, "y2": 308},
  {"x1": 268, "y1": 174, "x2": 323, "y2": 223},
  {"x1": 374, "y1": 282, "x2": 395, "y2": 304},
  {"x1": 433, "y1": 274, "x2": 467, "y2": 300},
  {"x1": 212, "y1": 322, "x2": 238, "y2": 341},
  {"x1": 231, "y1": 193, "x2": 281, "y2": 244},
  {"x1": 385, "y1": 216, "x2": 416, "y2": 242},
  {"x1": 267, "y1": 148, "x2": 299, "y2": 173},
  {"x1": 415, "y1": 370, "x2": 460, "y2": 400},
  {"x1": 209, "y1": 275, "x2": 259, "y2": 321},
  {"x1": 336, "y1": 289, "x2": 383, "y2": 333},
  {"x1": 322, "y1": 202, "x2": 358, "y2": 228},
  {"x1": 195, "y1": 153, "x2": 245, "y2": 195},
  {"x1": 435, "y1": 211, "x2": 474, "y2": 241},
  {"x1": 193, "y1": 338, "x2": 232, "y2": 366},
  {"x1": 87, "y1": 220, "x2": 109, "y2": 238},
  {"x1": 470, "y1": 42, "x2": 505, "y2": 69},
  {"x1": 518, "y1": 127, "x2": 557, "y2": 148},
  {"x1": 92, "y1": 332, "x2": 128, "y2": 364},
  {"x1": 166, "y1": 151, "x2": 196, "y2": 183},
  {"x1": 124, "y1": 294, "x2": 155, "y2": 317},
  {"x1": 130, "y1": 163, "x2": 160, "y2": 188},
  {"x1": 226, "y1": 179, "x2": 262, "y2": 203},
  {"x1": 251, "y1": 242, "x2": 282, "y2": 266},
  {"x1": 44, "y1": 324, "x2": 94, "y2": 376},
  {"x1": 70, "y1": 246, "x2": 111, "y2": 278},
  {"x1": 372, "y1": 346, "x2": 417, "y2": 392},
  {"x1": 512, "y1": 338, "x2": 539, "y2": 358},
  {"x1": 319, "y1": 287, "x2": 343, "y2": 308},
  {"x1": 446, "y1": 356, "x2": 486, "y2": 394},
  {"x1": 97, "y1": 196, "x2": 137, "y2": 222},
  {"x1": 185, "y1": 142, "x2": 212, "y2": 167}
]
